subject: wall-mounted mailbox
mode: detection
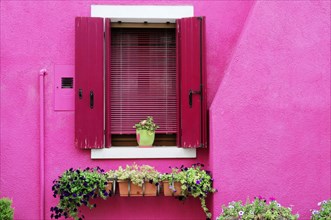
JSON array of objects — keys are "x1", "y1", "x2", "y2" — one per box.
[{"x1": 54, "y1": 65, "x2": 75, "y2": 111}]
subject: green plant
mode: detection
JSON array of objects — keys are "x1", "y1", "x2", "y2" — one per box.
[
  {"x1": 311, "y1": 199, "x2": 331, "y2": 220},
  {"x1": 115, "y1": 164, "x2": 160, "y2": 187},
  {"x1": 51, "y1": 167, "x2": 110, "y2": 220},
  {"x1": 217, "y1": 197, "x2": 299, "y2": 220},
  {"x1": 0, "y1": 197, "x2": 14, "y2": 220},
  {"x1": 162, "y1": 164, "x2": 216, "y2": 219},
  {"x1": 161, "y1": 166, "x2": 187, "y2": 189},
  {"x1": 133, "y1": 116, "x2": 159, "y2": 134},
  {"x1": 140, "y1": 165, "x2": 161, "y2": 185}
]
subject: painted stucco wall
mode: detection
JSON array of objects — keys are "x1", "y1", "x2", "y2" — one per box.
[
  {"x1": 210, "y1": 1, "x2": 330, "y2": 219},
  {"x1": 0, "y1": 1, "x2": 254, "y2": 219}
]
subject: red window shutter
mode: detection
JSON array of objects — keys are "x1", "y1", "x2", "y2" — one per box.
[
  {"x1": 110, "y1": 28, "x2": 177, "y2": 135},
  {"x1": 178, "y1": 17, "x2": 207, "y2": 148},
  {"x1": 75, "y1": 17, "x2": 104, "y2": 149}
]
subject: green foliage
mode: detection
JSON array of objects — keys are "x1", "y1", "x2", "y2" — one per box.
[
  {"x1": 0, "y1": 197, "x2": 14, "y2": 220},
  {"x1": 217, "y1": 197, "x2": 299, "y2": 220},
  {"x1": 162, "y1": 164, "x2": 216, "y2": 219},
  {"x1": 140, "y1": 165, "x2": 161, "y2": 184},
  {"x1": 114, "y1": 164, "x2": 160, "y2": 187},
  {"x1": 133, "y1": 116, "x2": 159, "y2": 134},
  {"x1": 161, "y1": 166, "x2": 187, "y2": 187},
  {"x1": 51, "y1": 167, "x2": 110, "y2": 220},
  {"x1": 311, "y1": 199, "x2": 331, "y2": 220}
]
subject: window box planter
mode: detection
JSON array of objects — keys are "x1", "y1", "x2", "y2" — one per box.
[
  {"x1": 118, "y1": 180, "x2": 158, "y2": 196},
  {"x1": 105, "y1": 180, "x2": 115, "y2": 195},
  {"x1": 163, "y1": 181, "x2": 182, "y2": 196}
]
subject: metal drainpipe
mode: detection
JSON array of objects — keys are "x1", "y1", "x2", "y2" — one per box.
[{"x1": 39, "y1": 69, "x2": 47, "y2": 220}]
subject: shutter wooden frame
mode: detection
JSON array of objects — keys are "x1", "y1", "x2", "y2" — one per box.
[
  {"x1": 105, "y1": 18, "x2": 112, "y2": 148},
  {"x1": 75, "y1": 17, "x2": 104, "y2": 149},
  {"x1": 178, "y1": 16, "x2": 207, "y2": 148}
]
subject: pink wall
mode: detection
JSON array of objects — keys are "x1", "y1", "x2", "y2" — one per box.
[
  {"x1": 210, "y1": 1, "x2": 330, "y2": 219},
  {"x1": 0, "y1": 1, "x2": 253, "y2": 219}
]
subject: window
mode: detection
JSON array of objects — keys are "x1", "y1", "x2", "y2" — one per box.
[
  {"x1": 110, "y1": 25, "x2": 177, "y2": 146},
  {"x1": 75, "y1": 16, "x2": 207, "y2": 149}
]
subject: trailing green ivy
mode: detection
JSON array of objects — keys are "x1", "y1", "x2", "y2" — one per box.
[
  {"x1": 162, "y1": 164, "x2": 216, "y2": 219},
  {"x1": 51, "y1": 167, "x2": 110, "y2": 220}
]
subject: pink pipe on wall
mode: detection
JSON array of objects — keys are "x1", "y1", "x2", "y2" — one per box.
[{"x1": 39, "y1": 69, "x2": 47, "y2": 220}]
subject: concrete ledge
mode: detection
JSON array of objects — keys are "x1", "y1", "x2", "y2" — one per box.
[{"x1": 91, "y1": 147, "x2": 196, "y2": 159}]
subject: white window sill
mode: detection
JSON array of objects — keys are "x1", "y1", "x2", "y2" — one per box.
[{"x1": 91, "y1": 147, "x2": 196, "y2": 159}]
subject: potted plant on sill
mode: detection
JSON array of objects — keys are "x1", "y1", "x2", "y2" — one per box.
[
  {"x1": 115, "y1": 164, "x2": 160, "y2": 196},
  {"x1": 51, "y1": 167, "x2": 110, "y2": 220},
  {"x1": 133, "y1": 116, "x2": 159, "y2": 147},
  {"x1": 162, "y1": 164, "x2": 216, "y2": 219},
  {"x1": 217, "y1": 197, "x2": 300, "y2": 220}
]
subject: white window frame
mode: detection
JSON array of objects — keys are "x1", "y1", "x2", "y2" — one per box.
[{"x1": 90, "y1": 5, "x2": 196, "y2": 159}]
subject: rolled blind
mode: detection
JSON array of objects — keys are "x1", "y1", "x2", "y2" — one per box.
[{"x1": 110, "y1": 28, "x2": 177, "y2": 134}]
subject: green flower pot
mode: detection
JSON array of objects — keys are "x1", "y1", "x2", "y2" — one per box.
[{"x1": 136, "y1": 129, "x2": 155, "y2": 147}]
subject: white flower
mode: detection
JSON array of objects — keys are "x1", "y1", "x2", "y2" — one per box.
[
  {"x1": 277, "y1": 203, "x2": 281, "y2": 207},
  {"x1": 296, "y1": 214, "x2": 300, "y2": 218},
  {"x1": 288, "y1": 207, "x2": 292, "y2": 211},
  {"x1": 228, "y1": 205, "x2": 234, "y2": 209},
  {"x1": 318, "y1": 202, "x2": 322, "y2": 206},
  {"x1": 322, "y1": 200, "x2": 327, "y2": 204},
  {"x1": 238, "y1": 211, "x2": 244, "y2": 216},
  {"x1": 312, "y1": 210, "x2": 319, "y2": 215}
]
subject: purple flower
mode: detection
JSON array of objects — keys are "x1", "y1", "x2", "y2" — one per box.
[{"x1": 196, "y1": 179, "x2": 201, "y2": 185}]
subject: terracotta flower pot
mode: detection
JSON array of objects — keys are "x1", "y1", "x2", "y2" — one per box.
[
  {"x1": 136, "y1": 129, "x2": 155, "y2": 147},
  {"x1": 163, "y1": 181, "x2": 182, "y2": 196},
  {"x1": 105, "y1": 181, "x2": 113, "y2": 194},
  {"x1": 144, "y1": 182, "x2": 158, "y2": 196},
  {"x1": 118, "y1": 180, "x2": 157, "y2": 196}
]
